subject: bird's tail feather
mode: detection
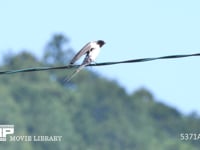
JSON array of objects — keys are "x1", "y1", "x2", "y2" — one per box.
[{"x1": 64, "y1": 64, "x2": 87, "y2": 83}]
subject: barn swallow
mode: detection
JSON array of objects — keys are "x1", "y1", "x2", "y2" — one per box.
[{"x1": 64, "y1": 40, "x2": 105, "y2": 82}]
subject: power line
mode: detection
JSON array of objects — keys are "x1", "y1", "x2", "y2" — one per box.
[{"x1": 0, "y1": 52, "x2": 200, "y2": 75}]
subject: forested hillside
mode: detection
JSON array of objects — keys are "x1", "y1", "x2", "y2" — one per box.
[{"x1": 0, "y1": 35, "x2": 200, "y2": 150}]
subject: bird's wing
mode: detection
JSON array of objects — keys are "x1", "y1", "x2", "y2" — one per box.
[{"x1": 70, "y1": 42, "x2": 93, "y2": 64}]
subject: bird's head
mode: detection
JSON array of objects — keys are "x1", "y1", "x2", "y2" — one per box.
[{"x1": 97, "y1": 40, "x2": 106, "y2": 47}]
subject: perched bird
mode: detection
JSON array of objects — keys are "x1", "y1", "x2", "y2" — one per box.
[{"x1": 64, "y1": 40, "x2": 105, "y2": 82}]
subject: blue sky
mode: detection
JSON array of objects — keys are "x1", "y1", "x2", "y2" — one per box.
[{"x1": 0, "y1": 0, "x2": 200, "y2": 114}]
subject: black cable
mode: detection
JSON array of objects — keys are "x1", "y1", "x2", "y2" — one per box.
[{"x1": 0, "y1": 52, "x2": 199, "y2": 75}]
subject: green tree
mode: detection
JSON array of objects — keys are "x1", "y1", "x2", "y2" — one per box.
[
  {"x1": 43, "y1": 34, "x2": 74, "y2": 65},
  {"x1": 0, "y1": 35, "x2": 200, "y2": 150}
]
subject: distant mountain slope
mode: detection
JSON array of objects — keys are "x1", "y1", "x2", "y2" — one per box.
[{"x1": 0, "y1": 50, "x2": 199, "y2": 150}]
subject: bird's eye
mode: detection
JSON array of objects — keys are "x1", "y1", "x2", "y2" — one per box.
[{"x1": 90, "y1": 48, "x2": 94, "y2": 51}]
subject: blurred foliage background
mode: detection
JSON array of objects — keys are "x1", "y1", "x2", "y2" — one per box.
[{"x1": 0, "y1": 34, "x2": 200, "y2": 150}]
